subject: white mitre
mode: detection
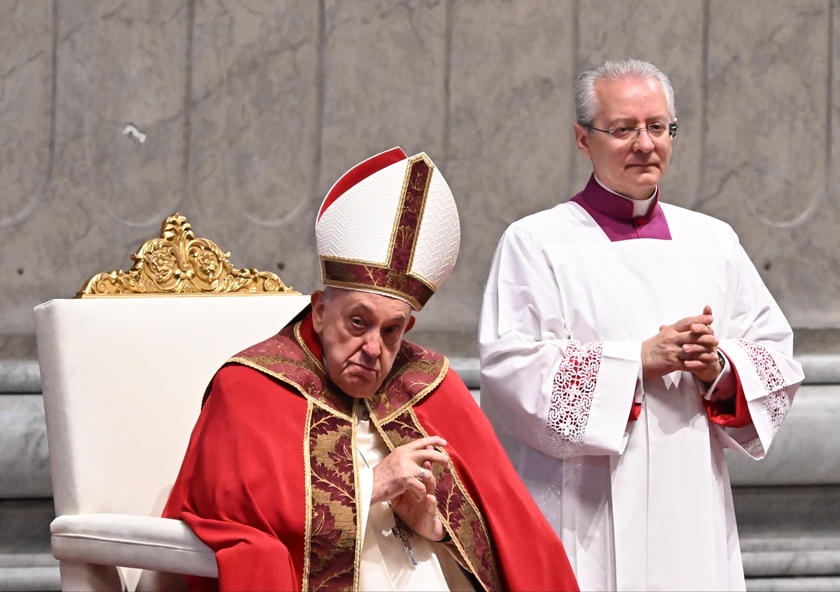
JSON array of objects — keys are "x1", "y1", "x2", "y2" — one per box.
[{"x1": 315, "y1": 147, "x2": 461, "y2": 310}]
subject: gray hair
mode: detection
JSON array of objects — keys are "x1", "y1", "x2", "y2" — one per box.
[{"x1": 574, "y1": 59, "x2": 676, "y2": 126}]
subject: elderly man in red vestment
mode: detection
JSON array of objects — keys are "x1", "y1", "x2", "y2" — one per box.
[{"x1": 163, "y1": 147, "x2": 578, "y2": 591}]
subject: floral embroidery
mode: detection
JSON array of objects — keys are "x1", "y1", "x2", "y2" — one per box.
[
  {"x1": 231, "y1": 318, "x2": 490, "y2": 588},
  {"x1": 308, "y1": 409, "x2": 356, "y2": 591},
  {"x1": 547, "y1": 341, "x2": 603, "y2": 456},
  {"x1": 376, "y1": 410, "x2": 501, "y2": 591},
  {"x1": 735, "y1": 339, "x2": 791, "y2": 438}
]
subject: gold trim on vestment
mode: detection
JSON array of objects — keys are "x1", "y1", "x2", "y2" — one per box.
[
  {"x1": 366, "y1": 356, "x2": 450, "y2": 426},
  {"x1": 366, "y1": 398, "x2": 500, "y2": 591},
  {"x1": 227, "y1": 357, "x2": 353, "y2": 423},
  {"x1": 403, "y1": 407, "x2": 497, "y2": 592},
  {"x1": 296, "y1": 320, "x2": 327, "y2": 374},
  {"x1": 403, "y1": 155, "x2": 433, "y2": 274},
  {"x1": 351, "y1": 401, "x2": 363, "y2": 592},
  {"x1": 407, "y1": 270, "x2": 437, "y2": 293},
  {"x1": 318, "y1": 257, "x2": 437, "y2": 312},
  {"x1": 319, "y1": 276, "x2": 426, "y2": 311},
  {"x1": 318, "y1": 252, "x2": 442, "y2": 292},
  {"x1": 387, "y1": 153, "x2": 434, "y2": 271},
  {"x1": 302, "y1": 401, "x2": 314, "y2": 592}
]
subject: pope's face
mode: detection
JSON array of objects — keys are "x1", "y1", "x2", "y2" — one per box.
[
  {"x1": 312, "y1": 288, "x2": 413, "y2": 399},
  {"x1": 574, "y1": 76, "x2": 674, "y2": 200}
]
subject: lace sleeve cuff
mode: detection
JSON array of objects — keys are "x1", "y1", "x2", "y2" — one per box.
[{"x1": 547, "y1": 340, "x2": 640, "y2": 456}]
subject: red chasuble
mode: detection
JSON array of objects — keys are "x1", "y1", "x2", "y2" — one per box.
[{"x1": 164, "y1": 313, "x2": 578, "y2": 592}]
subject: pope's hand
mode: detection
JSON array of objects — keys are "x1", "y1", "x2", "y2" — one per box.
[
  {"x1": 642, "y1": 305, "x2": 723, "y2": 384},
  {"x1": 372, "y1": 436, "x2": 449, "y2": 541}
]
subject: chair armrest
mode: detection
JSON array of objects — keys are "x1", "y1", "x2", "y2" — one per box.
[{"x1": 51, "y1": 514, "x2": 217, "y2": 578}]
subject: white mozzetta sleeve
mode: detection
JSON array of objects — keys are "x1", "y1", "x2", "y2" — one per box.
[
  {"x1": 715, "y1": 245, "x2": 804, "y2": 459},
  {"x1": 479, "y1": 225, "x2": 640, "y2": 459}
]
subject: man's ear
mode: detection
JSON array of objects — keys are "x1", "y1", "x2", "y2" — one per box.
[
  {"x1": 404, "y1": 315, "x2": 416, "y2": 334},
  {"x1": 311, "y1": 291, "x2": 325, "y2": 334},
  {"x1": 573, "y1": 123, "x2": 592, "y2": 161}
]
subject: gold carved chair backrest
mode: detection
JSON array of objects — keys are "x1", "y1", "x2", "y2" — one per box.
[{"x1": 77, "y1": 213, "x2": 298, "y2": 297}]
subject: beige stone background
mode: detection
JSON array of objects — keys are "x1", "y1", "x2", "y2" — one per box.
[{"x1": 1, "y1": 0, "x2": 838, "y2": 358}]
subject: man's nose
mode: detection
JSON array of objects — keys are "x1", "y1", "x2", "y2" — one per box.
[
  {"x1": 361, "y1": 331, "x2": 381, "y2": 358},
  {"x1": 633, "y1": 128, "x2": 655, "y2": 152}
]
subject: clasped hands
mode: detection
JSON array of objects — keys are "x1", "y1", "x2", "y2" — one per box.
[
  {"x1": 371, "y1": 436, "x2": 450, "y2": 542},
  {"x1": 641, "y1": 305, "x2": 723, "y2": 384}
]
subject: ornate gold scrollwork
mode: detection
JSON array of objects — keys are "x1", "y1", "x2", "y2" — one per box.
[{"x1": 76, "y1": 213, "x2": 298, "y2": 297}]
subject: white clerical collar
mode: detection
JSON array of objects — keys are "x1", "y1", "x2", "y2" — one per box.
[{"x1": 594, "y1": 175, "x2": 658, "y2": 218}]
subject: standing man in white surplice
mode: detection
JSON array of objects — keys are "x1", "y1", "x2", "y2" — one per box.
[{"x1": 478, "y1": 58, "x2": 805, "y2": 590}]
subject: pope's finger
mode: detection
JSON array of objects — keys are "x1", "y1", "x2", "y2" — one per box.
[
  {"x1": 413, "y1": 448, "x2": 450, "y2": 463},
  {"x1": 401, "y1": 436, "x2": 447, "y2": 452},
  {"x1": 405, "y1": 477, "x2": 428, "y2": 501},
  {"x1": 421, "y1": 473, "x2": 437, "y2": 495}
]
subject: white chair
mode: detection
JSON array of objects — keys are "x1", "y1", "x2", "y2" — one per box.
[{"x1": 34, "y1": 214, "x2": 310, "y2": 591}]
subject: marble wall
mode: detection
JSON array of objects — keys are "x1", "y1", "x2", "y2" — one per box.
[{"x1": 1, "y1": 0, "x2": 839, "y2": 356}]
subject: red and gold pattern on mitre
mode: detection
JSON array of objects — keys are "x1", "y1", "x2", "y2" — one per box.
[{"x1": 316, "y1": 147, "x2": 460, "y2": 310}]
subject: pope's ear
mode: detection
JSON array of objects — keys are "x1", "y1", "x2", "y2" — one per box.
[
  {"x1": 405, "y1": 315, "x2": 416, "y2": 334},
  {"x1": 311, "y1": 291, "x2": 325, "y2": 333}
]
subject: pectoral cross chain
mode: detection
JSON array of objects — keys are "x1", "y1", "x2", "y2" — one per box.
[
  {"x1": 391, "y1": 512, "x2": 418, "y2": 566},
  {"x1": 357, "y1": 445, "x2": 418, "y2": 567}
]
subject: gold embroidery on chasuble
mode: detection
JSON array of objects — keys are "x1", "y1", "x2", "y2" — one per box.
[
  {"x1": 229, "y1": 320, "x2": 501, "y2": 591},
  {"x1": 366, "y1": 343, "x2": 503, "y2": 592},
  {"x1": 307, "y1": 407, "x2": 358, "y2": 591},
  {"x1": 229, "y1": 323, "x2": 359, "y2": 591}
]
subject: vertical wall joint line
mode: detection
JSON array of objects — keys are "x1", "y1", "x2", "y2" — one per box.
[
  {"x1": 826, "y1": 0, "x2": 834, "y2": 202},
  {"x1": 312, "y1": 0, "x2": 326, "y2": 210},
  {"x1": 183, "y1": 0, "x2": 196, "y2": 200},
  {"x1": 442, "y1": 0, "x2": 453, "y2": 169}
]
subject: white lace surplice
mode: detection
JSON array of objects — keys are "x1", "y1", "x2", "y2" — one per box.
[{"x1": 479, "y1": 201, "x2": 804, "y2": 591}]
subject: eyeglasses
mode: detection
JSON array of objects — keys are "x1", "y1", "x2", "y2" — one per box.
[{"x1": 585, "y1": 121, "x2": 678, "y2": 141}]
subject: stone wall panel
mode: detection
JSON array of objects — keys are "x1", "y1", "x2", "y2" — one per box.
[
  {"x1": 69, "y1": 0, "x2": 190, "y2": 225},
  {"x1": 440, "y1": 0, "x2": 574, "y2": 334},
  {"x1": 0, "y1": 0, "x2": 837, "y2": 351},
  {"x1": 186, "y1": 1, "x2": 321, "y2": 293},
  {"x1": 319, "y1": 0, "x2": 447, "y2": 199},
  {"x1": 0, "y1": 0, "x2": 52, "y2": 228},
  {"x1": 705, "y1": 0, "x2": 832, "y2": 328},
  {"x1": 0, "y1": 1, "x2": 56, "y2": 333}
]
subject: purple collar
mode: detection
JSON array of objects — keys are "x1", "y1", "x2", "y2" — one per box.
[{"x1": 571, "y1": 175, "x2": 671, "y2": 241}]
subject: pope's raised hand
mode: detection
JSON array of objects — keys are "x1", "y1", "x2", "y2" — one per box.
[{"x1": 372, "y1": 436, "x2": 449, "y2": 541}]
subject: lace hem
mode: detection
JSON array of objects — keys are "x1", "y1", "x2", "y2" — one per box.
[{"x1": 547, "y1": 341, "x2": 603, "y2": 456}]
